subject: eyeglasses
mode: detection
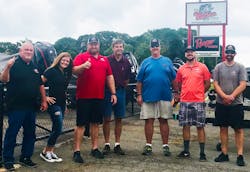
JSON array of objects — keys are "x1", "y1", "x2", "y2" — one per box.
[{"x1": 225, "y1": 50, "x2": 235, "y2": 55}]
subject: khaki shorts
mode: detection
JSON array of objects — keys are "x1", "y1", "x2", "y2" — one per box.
[{"x1": 140, "y1": 101, "x2": 172, "y2": 120}]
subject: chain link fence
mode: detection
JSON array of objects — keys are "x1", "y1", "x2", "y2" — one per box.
[{"x1": 0, "y1": 84, "x2": 140, "y2": 146}]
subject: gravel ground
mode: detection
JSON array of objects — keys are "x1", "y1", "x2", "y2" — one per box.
[{"x1": 3, "y1": 109, "x2": 249, "y2": 172}]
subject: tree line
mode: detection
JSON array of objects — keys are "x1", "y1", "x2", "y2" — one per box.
[{"x1": 0, "y1": 27, "x2": 220, "y2": 70}]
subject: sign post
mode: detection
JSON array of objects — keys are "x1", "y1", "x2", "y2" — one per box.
[{"x1": 186, "y1": 1, "x2": 228, "y2": 61}]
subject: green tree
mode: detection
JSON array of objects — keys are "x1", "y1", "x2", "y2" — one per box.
[
  {"x1": 54, "y1": 37, "x2": 78, "y2": 58},
  {"x1": 0, "y1": 42, "x2": 19, "y2": 54}
]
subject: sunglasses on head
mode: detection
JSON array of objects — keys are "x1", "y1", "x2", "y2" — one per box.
[{"x1": 225, "y1": 50, "x2": 235, "y2": 54}]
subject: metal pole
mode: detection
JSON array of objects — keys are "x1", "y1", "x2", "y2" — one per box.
[
  {"x1": 222, "y1": 25, "x2": 226, "y2": 61},
  {"x1": 197, "y1": 0, "x2": 201, "y2": 37},
  {"x1": 188, "y1": 25, "x2": 192, "y2": 46}
]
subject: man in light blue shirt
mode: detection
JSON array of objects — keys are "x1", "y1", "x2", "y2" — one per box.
[{"x1": 136, "y1": 39, "x2": 176, "y2": 156}]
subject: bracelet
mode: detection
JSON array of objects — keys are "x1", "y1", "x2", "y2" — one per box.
[
  {"x1": 137, "y1": 93, "x2": 142, "y2": 96},
  {"x1": 111, "y1": 93, "x2": 116, "y2": 95}
]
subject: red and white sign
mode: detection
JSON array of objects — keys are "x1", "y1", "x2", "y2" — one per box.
[
  {"x1": 186, "y1": 1, "x2": 227, "y2": 26},
  {"x1": 193, "y1": 36, "x2": 220, "y2": 57}
]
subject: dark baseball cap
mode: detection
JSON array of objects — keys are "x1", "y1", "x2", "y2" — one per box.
[
  {"x1": 87, "y1": 37, "x2": 99, "y2": 44},
  {"x1": 150, "y1": 39, "x2": 160, "y2": 48},
  {"x1": 225, "y1": 45, "x2": 236, "y2": 53},
  {"x1": 185, "y1": 46, "x2": 195, "y2": 52}
]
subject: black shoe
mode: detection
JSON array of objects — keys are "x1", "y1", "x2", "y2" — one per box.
[
  {"x1": 214, "y1": 153, "x2": 229, "y2": 162},
  {"x1": 199, "y1": 153, "x2": 207, "y2": 162},
  {"x1": 236, "y1": 155, "x2": 245, "y2": 166},
  {"x1": 19, "y1": 157, "x2": 37, "y2": 168},
  {"x1": 102, "y1": 145, "x2": 111, "y2": 155},
  {"x1": 4, "y1": 162, "x2": 15, "y2": 171},
  {"x1": 73, "y1": 151, "x2": 84, "y2": 163},
  {"x1": 142, "y1": 145, "x2": 152, "y2": 156},
  {"x1": 114, "y1": 145, "x2": 125, "y2": 155},
  {"x1": 91, "y1": 149, "x2": 104, "y2": 159},
  {"x1": 163, "y1": 145, "x2": 171, "y2": 157},
  {"x1": 177, "y1": 151, "x2": 190, "y2": 159}
]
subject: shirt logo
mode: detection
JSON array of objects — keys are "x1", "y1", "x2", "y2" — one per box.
[
  {"x1": 34, "y1": 69, "x2": 39, "y2": 73},
  {"x1": 231, "y1": 71, "x2": 236, "y2": 76},
  {"x1": 162, "y1": 63, "x2": 168, "y2": 67},
  {"x1": 100, "y1": 58, "x2": 105, "y2": 62},
  {"x1": 193, "y1": 68, "x2": 200, "y2": 72}
]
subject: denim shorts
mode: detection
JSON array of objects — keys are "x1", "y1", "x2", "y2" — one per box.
[{"x1": 104, "y1": 88, "x2": 126, "y2": 119}]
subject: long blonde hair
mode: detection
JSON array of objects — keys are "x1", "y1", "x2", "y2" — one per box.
[
  {"x1": 46, "y1": 52, "x2": 73, "y2": 84},
  {"x1": 49, "y1": 52, "x2": 71, "y2": 68}
]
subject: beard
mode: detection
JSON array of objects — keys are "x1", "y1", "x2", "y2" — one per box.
[
  {"x1": 186, "y1": 56, "x2": 195, "y2": 62},
  {"x1": 89, "y1": 49, "x2": 99, "y2": 55},
  {"x1": 226, "y1": 55, "x2": 234, "y2": 62}
]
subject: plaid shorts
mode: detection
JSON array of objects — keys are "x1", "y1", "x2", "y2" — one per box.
[{"x1": 178, "y1": 102, "x2": 206, "y2": 127}]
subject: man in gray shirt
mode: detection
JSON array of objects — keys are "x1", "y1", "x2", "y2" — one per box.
[{"x1": 213, "y1": 45, "x2": 247, "y2": 166}]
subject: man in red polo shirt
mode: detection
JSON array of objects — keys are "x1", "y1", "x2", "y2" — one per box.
[
  {"x1": 72, "y1": 37, "x2": 117, "y2": 163},
  {"x1": 174, "y1": 46, "x2": 210, "y2": 161}
]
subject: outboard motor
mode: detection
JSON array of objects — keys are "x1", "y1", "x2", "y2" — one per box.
[
  {"x1": 33, "y1": 42, "x2": 57, "y2": 74},
  {"x1": 173, "y1": 57, "x2": 185, "y2": 72},
  {"x1": 208, "y1": 89, "x2": 216, "y2": 108},
  {"x1": 123, "y1": 52, "x2": 139, "y2": 105}
]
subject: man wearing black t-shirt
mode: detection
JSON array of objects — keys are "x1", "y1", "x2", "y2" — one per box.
[{"x1": 1, "y1": 42, "x2": 47, "y2": 171}]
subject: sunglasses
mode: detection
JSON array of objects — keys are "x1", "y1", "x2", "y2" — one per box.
[
  {"x1": 151, "y1": 46, "x2": 159, "y2": 48},
  {"x1": 225, "y1": 50, "x2": 235, "y2": 54}
]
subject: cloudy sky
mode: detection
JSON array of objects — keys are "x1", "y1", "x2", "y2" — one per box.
[{"x1": 0, "y1": 0, "x2": 249, "y2": 66}]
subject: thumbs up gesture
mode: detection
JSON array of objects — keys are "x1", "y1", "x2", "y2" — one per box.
[{"x1": 83, "y1": 58, "x2": 91, "y2": 69}]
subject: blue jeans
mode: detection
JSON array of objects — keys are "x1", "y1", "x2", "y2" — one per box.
[
  {"x1": 47, "y1": 105, "x2": 65, "y2": 147},
  {"x1": 3, "y1": 110, "x2": 36, "y2": 163}
]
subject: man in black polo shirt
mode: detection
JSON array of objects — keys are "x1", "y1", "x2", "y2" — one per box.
[{"x1": 1, "y1": 42, "x2": 47, "y2": 171}]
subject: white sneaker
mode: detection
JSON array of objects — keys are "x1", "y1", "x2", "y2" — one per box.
[
  {"x1": 51, "y1": 152, "x2": 63, "y2": 162},
  {"x1": 40, "y1": 152, "x2": 55, "y2": 163}
]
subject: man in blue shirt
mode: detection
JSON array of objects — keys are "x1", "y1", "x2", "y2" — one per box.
[{"x1": 136, "y1": 39, "x2": 176, "y2": 156}]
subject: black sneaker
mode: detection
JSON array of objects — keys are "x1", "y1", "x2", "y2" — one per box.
[
  {"x1": 114, "y1": 145, "x2": 125, "y2": 155},
  {"x1": 199, "y1": 153, "x2": 207, "y2": 162},
  {"x1": 19, "y1": 157, "x2": 37, "y2": 168},
  {"x1": 40, "y1": 152, "x2": 54, "y2": 163},
  {"x1": 177, "y1": 151, "x2": 190, "y2": 159},
  {"x1": 4, "y1": 162, "x2": 15, "y2": 171},
  {"x1": 163, "y1": 145, "x2": 171, "y2": 156},
  {"x1": 142, "y1": 145, "x2": 152, "y2": 156},
  {"x1": 236, "y1": 155, "x2": 245, "y2": 166},
  {"x1": 214, "y1": 152, "x2": 229, "y2": 162},
  {"x1": 73, "y1": 151, "x2": 84, "y2": 163},
  {"x1": 102, "y1": 145, "x2": 111, "y2": 155},
  {"x1": 91, "y1": 149, "x2": 104, "y2": 159}
]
